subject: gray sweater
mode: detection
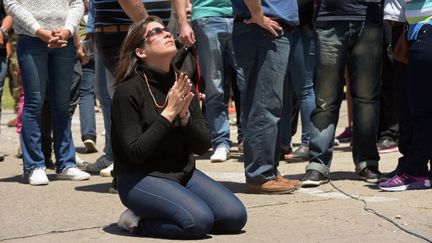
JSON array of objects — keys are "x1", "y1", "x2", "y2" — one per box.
[{"x1": 4, "y1": 0, "x2": 83, "y2": 37}]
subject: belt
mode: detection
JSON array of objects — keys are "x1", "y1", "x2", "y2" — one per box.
[
  {"x1": 234, "y1": 16, "x2": 294, "y2": 33},
  {"x1": 95, "y1": 24, "x2": 130, "y2": 33}
]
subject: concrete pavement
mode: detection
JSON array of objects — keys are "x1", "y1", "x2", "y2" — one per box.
[{"x1": 0, "y1": 103, "x2": 431, "y2": 243}]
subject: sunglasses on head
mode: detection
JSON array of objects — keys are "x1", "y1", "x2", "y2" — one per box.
[{"x1": 145, "y1": 27, "x2": 169, "y2": 40}]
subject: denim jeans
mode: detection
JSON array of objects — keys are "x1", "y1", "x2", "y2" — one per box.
[
  {"x1": 306, "y1": 21, "x2": 382, "y2": 176},
  {"x1": 232, "y1": 21, "x2": 293, "y2": 183},
  {"x1": 280, "y1": 27, "x2": 316, "y2": 147},
  {"x1": 79, "y1": 59, "x2": 97, "y2": 142},
  {"x1": 94, "y1": 48, "x2": 113, "y2": 160},
  {"x1": 17, "y1": 35, "x2": 77, "y2": 173},
  {"x1": 192, "y1": 17, "x2": 245, "y2": 149},
  {"x1": 401, "y1": 24, "x2": 432, "y2": 177},
  {"x1": 0, "y1": 55, "x2": 9, "y2": 119},
  {"x1": 118, "y1": 169, "x2": 247, "y2": 239}
]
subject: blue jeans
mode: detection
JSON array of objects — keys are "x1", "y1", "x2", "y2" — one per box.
[
  {"x1": 280, "y1": 27, "x2": 316, "y2": 147},
  {"x1": 79, "y1": 59, "x2": 97, "y2": 142},
  {"x1": 306, "y1": 21, "x2": 382, "y2": 176},
  {"x1": 118, "y1": 169, "x2": 247, "y2": 239},
  {"x1": 192, "y1": 17, "x2": 245, "y2": 149},
  {"x1": 0, "y1": 55, "x2": 9, "y2": 118},
  {"x1": 17, "y1": 35, "x2": 77, "y2": 173},
  {"x1": 94, "y1": 48, "x2": 113, "y2": 160},
  {"x1": 232, "y1": 21, "x2": 293, "y2": 183},
  {"x1": 402, "y1": 24, "x2": 432, "y2": 177}
]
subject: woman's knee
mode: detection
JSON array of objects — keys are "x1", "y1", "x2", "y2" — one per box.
[
  {"x1": 213, "y1": 204, "x2": 247, "y2": 233},
  {"x1": 182, "y1": 210, "x2": 214, "y2": 239}
]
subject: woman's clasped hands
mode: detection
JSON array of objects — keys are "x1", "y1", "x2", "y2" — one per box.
[{"x1": 161, "y1": 73, "x2": 194, "y2": 122}]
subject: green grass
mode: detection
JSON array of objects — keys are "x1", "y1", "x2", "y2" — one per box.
[{"x1": 1, "y1": 77, "x2": 15, "y2": 111}]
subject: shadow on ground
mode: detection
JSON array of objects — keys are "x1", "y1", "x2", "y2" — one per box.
[{"x1": 75, "y1": 182, "x2": 112, "y2": 193}]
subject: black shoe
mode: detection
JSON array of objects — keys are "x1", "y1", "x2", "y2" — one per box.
[
  {"x1": 358, "y1": 166, "x2": 386, "y2": 183},
  {"x1": 377, "y1": 138, "x2": 398, "y2": 154},
  {"x1": 301, "y1": 170, "x2": 329, "y2": 187},
  {"x1": 45, "y1": 158, "x2": 56, "y2": 170},
  {"x1": 0, "y1": 153, "x2": 4, "y2": 162}
]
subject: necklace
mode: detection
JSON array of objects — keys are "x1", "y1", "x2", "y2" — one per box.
[{"x1": 142, "y1": 71, "x2": 177, "y2": 110}]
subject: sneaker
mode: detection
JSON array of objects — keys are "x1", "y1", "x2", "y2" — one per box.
[
  {"x1": 246, "y1": 177, "x2": 297, "y2": 194},
  {"x1": 334, "y1": 138, "x2": 340, "y2": 146},
  {"x1": 83, "y1": 139, "x2": 98, "y2": 153},
  {"x1": 335, "y1": 127, "x2": 353, "y2": 142},
  {"x1": 358, "y1": 166, "x2": 386, "y2": 183},
  {"x1": 57, "y1": 167, "x2": 90, "y2": 181},
  {"x1": 379, "y1": 173, "x2": 431, "y2": 191},
  {"x1": 85, "y1": 155, "x2": 113, "y2": 173},
  {"x1": 301, "y1": 170, "x2": 329, "y2": 187},
  {"x1": 28, "y1": 168, "x2": 49, "y2": 185},
  {"x1": 377, "y1": 138, "x2": 399, "y2": 154},
  {"x1": 284, "y1": 145, "x2": 309, "y2": 162},
  {"x1": 100, "y1": 164, "x2": 114, "y2": 177},
  {"x1": 210, "y1": 146, "x2": 230, "y2": 162},
  {"x1": 118, "y1": 209, "x2": 140, "y2": 233},
  {"x1": 75, "y1": 155, "x2": 87, "y2": 168}
]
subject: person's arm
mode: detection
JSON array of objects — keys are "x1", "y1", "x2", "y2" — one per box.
[
  {"x1": 4, "y1": 0, "x2": 41, "y2": 36},
  {"x1": 243, "y1": 0, "x2": 282, "y2": 37},
  {"x1": 180, "y1": 89, "x2": 211, "y2": 155},
  {"x1": 172, "y1": 0, "x2": 195, "y2": 47},
  {"x1": 0, "y1": 15, "x2": 13, "y2": 46},
  {"x1": 118, "y1": 0, "x2": 148, "y2": 23}
]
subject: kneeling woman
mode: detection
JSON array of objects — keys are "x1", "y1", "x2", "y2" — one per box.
[{"x1": 111, "y1": 16, "x2": 247, "y2": 239}]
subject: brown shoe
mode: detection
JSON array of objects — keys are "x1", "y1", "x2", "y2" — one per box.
[
  {"x1": 246, "y1": 177, "x2": 297, "y2": 194},
  {"x1": 7, "y1": 118, "x2": 17, "y2": 127},
  {"x1": 276, "y1": 176, "x2": 301, "y2": 189}
]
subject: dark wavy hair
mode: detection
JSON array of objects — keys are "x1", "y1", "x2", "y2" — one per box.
[{"x1": 113, "y1": 16, "x2": 164, "y2": 86}]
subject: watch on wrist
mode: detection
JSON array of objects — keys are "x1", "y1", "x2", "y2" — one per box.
[{"x1": 0, "y1": 28, "x2": 8, "y2": 40}]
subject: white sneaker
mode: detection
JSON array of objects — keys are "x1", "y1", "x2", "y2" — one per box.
[
  {"x1": 100, "y1": 164, "x2": 114, "y2": 177},
  {"x1": 118, "y1": 209, "x2": 140, "y2": 232},
  {"x1": 85, "y1": 155, "x2": 113, "y2": 173},
  {"x1": 210, "y1": 146, "x2": 230, "y2": 162},
  {"x1": 28, "y1": 168, "x2": 49, "y2": 185},
  {"x1": 57, "y1": 167, "x2": 90, "y2": 181}
]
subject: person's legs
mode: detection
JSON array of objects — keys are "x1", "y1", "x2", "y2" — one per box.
[
  {"x1": 185, "y1": 169, "x2": 247, "y2": 234},
  {"x1": 117, "y1": 173, "x2": 214, "y2": 239},
  {"x1": 79, "y1": 60, "x2": 97, "y2": 152},
  {"x1": 192, "y1": 17, "x2": 232, "y2": 158},
  {"x1": 0, "y1": 56, "x2": 8, "y2": 117},
  {"x1": 347, "y1": 20, "x2": 382, "y2": 174},
  {"x1": 48, "y1": 41, "x2": 78, "y2": 172},
  {"x1": 402, "y1": 24, "x2": 432, "y2": 177},
  {"x1": 305, "y1": 21, "x2": 348, "y2": 176},
  {"x1": 232, "y1": 22, "x2": 292, "y2": 184},
  {"x1": 17, "y1": 35, "x2": 49, "y2": 174}
]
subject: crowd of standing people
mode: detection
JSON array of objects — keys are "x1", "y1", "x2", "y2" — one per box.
[{"x1": 0, "y1": 0, "x2": 430, "y2": 239}]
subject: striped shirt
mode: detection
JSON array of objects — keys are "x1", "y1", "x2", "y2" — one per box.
[{"x1": 94, "y1": 0, "x2": 171, "y2": 26}]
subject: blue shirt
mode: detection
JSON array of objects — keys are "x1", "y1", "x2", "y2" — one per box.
[{"x1": 231, "y1": 0, "x2": 299, "y2": 26}]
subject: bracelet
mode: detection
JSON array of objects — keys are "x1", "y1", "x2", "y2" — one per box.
[{"x1": 180, "y1": 110, "x2": 190, "y2": 126}]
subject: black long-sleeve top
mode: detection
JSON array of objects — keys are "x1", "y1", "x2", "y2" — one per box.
[{"x1": 111, "y1": 63, "x2": 211, "y2": 184}]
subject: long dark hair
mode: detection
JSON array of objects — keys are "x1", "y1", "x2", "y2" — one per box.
[{"x1": 114, "y1": 16, "x2": 164, "y2": 86}]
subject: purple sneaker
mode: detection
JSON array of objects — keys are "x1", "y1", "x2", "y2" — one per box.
[{"x1": 379, "y1": 173, "x2": 431, "y2": 191}]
